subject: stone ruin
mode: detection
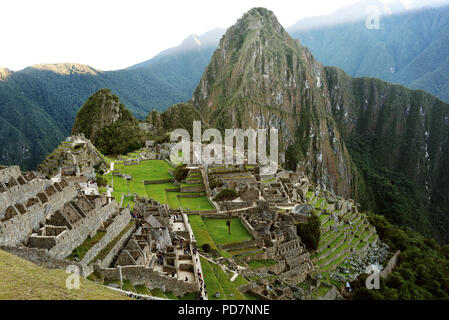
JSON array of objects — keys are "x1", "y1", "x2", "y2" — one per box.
[
  {"x1": 0, "y1": 165, "x2": 132, "y2": 274},
  {"x1": 96, "y1": 195, "x2": 203, "y2": 297},
  {"x1": 240, "y1": 201, "x2": 314, "y2": 284},
  {"x1": 38, "y1": 134, "x2": 107, "y2": 178}
]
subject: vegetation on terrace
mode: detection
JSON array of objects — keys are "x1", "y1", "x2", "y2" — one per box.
[
  {"x1": 0, "y1": 249, "x2": 130, "y2": 300},
  {"x1": 103, "y1": 159, "x2": 214, "y2": 211}
]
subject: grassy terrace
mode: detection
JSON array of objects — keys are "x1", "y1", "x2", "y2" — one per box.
[
  {"x1": 0, "y1": 249, "x2": 130, "y2": 300},
  {"x1": 203, "y1": 218, "x2": 253, "y2": 246},
  {"x1": 67, "y1": 230, "x2": 106, "y2": 261},
  {"x1": 322, "y1": 219, "x2": 334, "y2": 229},
  {"x1": 104, "y1": 159, "x2": 214, "y2": 211},
  {"x1": 187, "y1": 215, "x2": 218, "y2": 251},
  {"x1": 315, "y1": 198, "x2": 326, "y2": 209},
  {"x1": 200, "y1": 257, "x2": 248, "y2": 300},
  {"x1": 247, "y1": 259, "x2": 277, "y2": 270},
  {"x1": 90, "y1": 221, "x2": 135, "y2": 265},
  {"x1": 118, "y1": 281, "x2": 197, "y2": 300},
  {"x1": 313, "y1": 201, "x2": 380, "y2": 273}
]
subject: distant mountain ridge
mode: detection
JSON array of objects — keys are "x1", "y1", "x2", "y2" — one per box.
[
  {"x1": 0, "y1": 30, "x2": 222, "y2": 170},
  {"x1": 127, "y1": 28, "x2": 225, "y2": 69},
  {"x1": 288, "y1": 3, "x2": 449, "y2": 102},
  {"x1": 288, "y1": 0, "x2": 406, "y2": 31}
]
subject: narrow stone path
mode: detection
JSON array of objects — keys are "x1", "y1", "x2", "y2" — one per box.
[{"x1": 105, "y1": 285, "x2": 168, "y2": 300}]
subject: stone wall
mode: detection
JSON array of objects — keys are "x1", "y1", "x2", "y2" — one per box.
[
  {"x1": 240, "y1": 216, "x2": 261, "y2": 240},
  {"x1": 80, "y1": 209, "x2": 131, "y2": 265},
  {"x1": 0, "y1": 185, "x2": 78, "y2": 246},
  {"x1": 180, "y1": 185, "x2": 205, "y2": 193},
  {"x1": 279, "y1": 263, "x2": 309, "y2": 282},
  {"x1": 99, "y1": 265, "x2": 198, "y2": 296},
  {"x1": 220, "y1": 239, "x2": 262, "y2": 251},
  {"x1": 217, "y1": 201, "x2": 255, "y2": 211},
  {"x1": 30, "y1": 201, "x2": 120, "y2": 259},
  {"x1": 144, "y1": 179, "x2": 175, "y2": 185},
  {"x1": 0, "y1": 178, "x2": 50, "y2": 218},
  {"x1": 97, "y1": 222, "x2": 137, "y2": 268}
]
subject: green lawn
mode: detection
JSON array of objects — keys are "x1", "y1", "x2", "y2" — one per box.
[
  {"x1": 188, "y1": 215, "x2": 218, "y2": 251},
  {"x1": 104, "y1": 159, "x2": 213, "y2": 211},
  {"x1": 145, "y1": 183, "x2": 174, "y2": 204},
  {"x1": 145, "y1": 183, "x2": 214, "y2": 211},
  {"x1": 247, "y1": 259, "x2": 278, "y2": 270},
  {"x1": 179, "y1": 197, "x2": 214, "y2": 211},
  {"x1": 203, "y1": 218, "x2": 253, "y2": 246},
  {"x1": 200, "y1": 257, "x2": 246, "y2": 300}
]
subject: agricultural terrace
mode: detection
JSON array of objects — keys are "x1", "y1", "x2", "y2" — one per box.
[
  {"x1": 103, "y1": 158, "x2": 214, "y2": 211},
  {"x1": 188, "y1": 216, "x2": 253, "y2": 249},
  {"x1": 200, "y1": 256, "x2": 249, "y2": 300}
]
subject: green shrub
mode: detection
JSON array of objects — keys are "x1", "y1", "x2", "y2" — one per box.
[
  {"x1": 209, "y1": 178, "x2": 222, "y2": 189},
  {"x1": 173, "y1": 164, "x2": 189, "y2": 182},
  {"x1": 297, "y1": 213, "x2": 321, "y2": 251},
  {"x1": 213, "y1": 189, "x2": 239, "y2": 202},
  {"x1": 96, "y1": 175, "x2": 108, "y2": 187}
]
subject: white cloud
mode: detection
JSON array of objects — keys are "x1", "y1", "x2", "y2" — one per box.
[{"x1": 0, "y1": 0, "x2": 440, "y2": 71}]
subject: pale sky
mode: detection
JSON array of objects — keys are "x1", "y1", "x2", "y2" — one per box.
[{"x1": 0, "y1": 0, "x2": 419, "y2": 71}]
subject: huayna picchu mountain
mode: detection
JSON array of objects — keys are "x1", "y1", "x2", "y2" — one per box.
[
  {"x1": 193, "y1": 7, "x2": 356, "y2": 198},
  {"x1": 192, "y1": 8, "x2": 449, "y2": 243}
]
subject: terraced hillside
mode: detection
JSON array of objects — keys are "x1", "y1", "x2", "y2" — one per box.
[
  {"x1": 306, "y1": 190, "x2": 379, "y2": 274},
  {"x1": 38, "y1": 135, "x2": 107, "y2": 178}
]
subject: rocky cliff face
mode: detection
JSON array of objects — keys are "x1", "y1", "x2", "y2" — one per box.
[
  {"x1": 192, "y1": 7, "x2": 449, "y2": 242},
  {"x1": 325, "y1": 66, "x2": 449, "y2": 240},
  {"x1": 193, "y1": 8, "x2": 355, "y2": 197}
]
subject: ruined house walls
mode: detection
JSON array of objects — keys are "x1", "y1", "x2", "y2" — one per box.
[
  {"x1": 0, "y1": 184, "x2": 78, "y2": 246},
  {"x1": 80, "y1": 208, "x2": 131, "y2": 265},
  {"x1": 0, "y1": 178, "x2": 49, "y2": 218},
  {"x1": 47, "y1": 201, "x2": 122, "y2": 259},
  {"x1": 100, "y1": 265, "x2": 198, "y2": 297},
  {"x1": 96, "y1": 222, "x2": 137, "y2": 269}
]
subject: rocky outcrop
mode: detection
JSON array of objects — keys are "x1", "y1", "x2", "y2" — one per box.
[{"x1": 192, "y1": 8, "x2": 355, "y2": 197}]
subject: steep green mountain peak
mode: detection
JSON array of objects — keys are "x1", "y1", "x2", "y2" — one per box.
[
  {"x1": 71, "y1": 89, "x2": 146, "y2": 155},
  {"x1": 72, "y1": 88, "x2": 136, "y2": 139},
  {"x1": 193, "y1": 7, "x2": 354, "y2": 197}
]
